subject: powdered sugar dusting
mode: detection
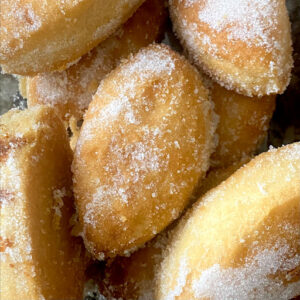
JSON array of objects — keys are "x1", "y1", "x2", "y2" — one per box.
[
  {"x1": 197, "y1": 0, "x2": 277, "y2": 48},
  {"x1": 0, "y1": 0, "x2": 144, "y2": 74},
  {"x1": 0, "y1": 148, "x2": 36, "y2": 294},
  {"x1": 77, "y1": 46, "x2": 176, "y2": 146},
  {"x1": 167, "y1": 256, "x2": 190, "y2": 300},
  {"x1": 0, "y1": 0, "x2": 41, "y2": 57},
  {"x1": 170, "y1": 0, "x2": 293, "y2": 96},
  {"x1": 26, "y1": 0, "x2": 167, "y2": 122},
  {"x1": 83, "y1": 125, "x2": 168, "y2": 227},
  {"x1": 29, "y1": 44, "x2": 113, "y2": 120},
  {"x1": 192, "y1": 243, "x2": 300, "y2": 299},
  {"x1": 158, "y1": 143, "x2": 300, "y2": 300},
  {"x1": 74, "y1": 44, "x2": 216, "y2": 257}
]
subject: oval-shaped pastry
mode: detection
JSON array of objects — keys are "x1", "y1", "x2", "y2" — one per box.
[
  {"x1": 72, "y1": 44, "x2": 217, "y2": 259},
  {"x1": 211, "y1": 82, "x2": 276, "y2": 167},
  {"x1": 169, "y1": 0, "x2": 293, "y2": 96},
  {"x1": 0, "y1": 0, "x2": 144, "y2": 75},
  {"x1": 0, "y1": 106, "x2": 88, "y2": 300},
  {"x1": 21, "y1": 0, "x2": 167, "y2": 125},
  {"x1": 156, "y1": 142, "x2": 300, "y2": 299}
]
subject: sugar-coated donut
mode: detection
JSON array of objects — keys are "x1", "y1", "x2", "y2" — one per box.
[
  {"x1": 156, "y1": 142, "x2": 300, "y2": 299},
  {"x1": 211, "y1": 82, "x2": 276, "y2": 167},
  {"x1": 0, "y1": 106, "x2": 88, "y2": 299},
  {"x1": 72, "y1": 44, "x2": 217, "y2": 259},
  {"x1": 0, "y1": 0, "x2": 145, "y2": 75},
  {"x1": 20, "y1": 0, "x2": 167, "y2": 127},
  {"x1": 169, "y1": 0, "x2": 293, "y2": 96},
  {"x1": 97, "y1": 232, "x2": 169, "y2": 299}
]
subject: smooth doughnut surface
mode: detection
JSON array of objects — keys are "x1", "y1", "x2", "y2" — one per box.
[
  {"x1": 0, "y1": 0, "x2": 144, "y2": 75},
  {"x1": 0, "y1": 106, "x2": 88, "y2": 299},
  {"x1": 72, "y1": 44, "x2": 217, "y2": 259},
  {"x1": 156, "y1": 142, "x2": 300, "y2": 299},
  {"x1": 21, "y1": 0, "x2": 167, "y2": 127},
  {"x1": 211, "y1": 82, "x2": 276, "y2": 167},
  {"x1": 169, "y1": 0, "x2": 293, "y2": 96}
]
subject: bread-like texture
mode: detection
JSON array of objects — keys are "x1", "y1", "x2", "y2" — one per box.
[
  {"x1": 0, "y1": 0, "x2": 144, "y2": 75},
  {"x1": 0, "y1": 106, "x2": 88, "y2": 299},
  {"x1": 72, "y1": 44, "x2": 218, "y2": 259},
  {"x1": 169, "y1": 0, "x2": 293, "y2": 97},
  {"x1": 211, "y1": 82, "x2": 276, "y2": 167},
  {"x1": 21, "y1": 0, "x2": 167, "y2": 126},
  {"x1": 156, "y1": 142, "x2": 300, "y2": 299}
]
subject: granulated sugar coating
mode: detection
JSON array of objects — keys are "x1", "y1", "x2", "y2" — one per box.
[
  {"x1": 0, "y1": 106, "x2": 88, "y2": 299},
  {"x1": 22, "y1": 0, "x2": 167, "y2": 126},
  {"x1": 0, "y1": 0, "x2": 144, "y2": 75},
  {"x1": 72, "y1": 44, "x2": 218, "y2": 259},
  {"x1": 169, "y1": 0, "x2": 293, "y2": 96},
  {"x1": 156, "y1": 142, "x2": 300, "y2": 300}
]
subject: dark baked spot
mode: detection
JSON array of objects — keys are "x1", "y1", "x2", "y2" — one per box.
[
  {"x1": 0, "y1": 237, "x2": 14, "y2": 252},
  {"x1": 286, "y1": 265, "x2": 300, "y2": 282},
  {"x1": 24, "y1": 7, "x2": 34, "y2": 26}
]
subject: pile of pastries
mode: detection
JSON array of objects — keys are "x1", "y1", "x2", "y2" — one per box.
[{"x1": 0, "y1": 0, "x2": 299, "y2": 299}]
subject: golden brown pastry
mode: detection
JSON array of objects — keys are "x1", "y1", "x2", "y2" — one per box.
[
  {"x1": 169, "y1": 0, "x2": 293, "y2": 96},
  {"x1": 97, "y1": 232, "x2": 169, "y2": 299},
  {"x1": 156, "y1": 142, "x2": 300, "y2": 299},
  {"x1": 20, "y1": 0, "x2": 167, "y2": 127},
  {"x1": 211, "y1": 82, "x2": 276, "y2": 167},
  {"x1": 72, "y1": 44, "x2": 217, "y2": 259},
  {"x1": 196, "y1": 157, "x2": 251, "y2": 198},
  {"x1": 0, "y1": 106, "x2": 88, "y2": 299},
  {"x1": 0, "y1": 0, "x2": 144, "y2": 75}
]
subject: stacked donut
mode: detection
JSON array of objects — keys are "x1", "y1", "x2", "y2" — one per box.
[{"x1": 0, "y1": 0, "x2": 299, "y2": 299}]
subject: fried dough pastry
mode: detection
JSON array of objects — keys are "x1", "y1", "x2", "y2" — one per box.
[
  {"x1": 97, "y1": 232, "x2": 169, "y2": 299},
  {"x1": 21, "y1": 0, "x2": 167, "y2": 128},
  {"x1": 169, "y1": 0, "x2": 293, "y2": 96},
  {"x1": 156, "y1": 143, "x2": 300, "y2": 299},
  {"x1": 72, "y1": 44, "x2": 217, "y2": 259},
  {"x1": 0, "y1": 0, "x2": 144, "y2": 75},
  {"x1": 196, "y1": 157, "x2": 250, "y2": 198},
  {"x1": 211, "y1": 83, "x2": 276, "y2": 167},
  {"x1": 0, "y1": 106, "x2": 88, "y2": 299}
]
